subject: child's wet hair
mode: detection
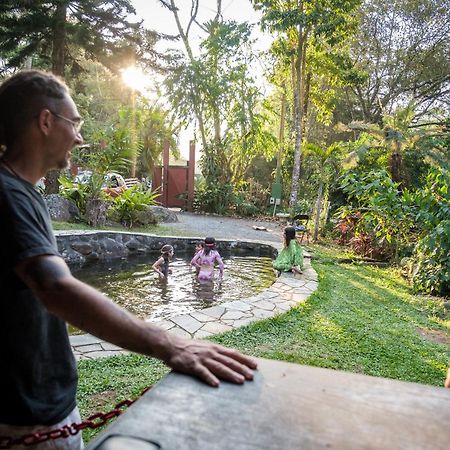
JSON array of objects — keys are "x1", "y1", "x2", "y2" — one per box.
[{"x1": 160, "y1": 244, "x2": 174, "y2": 254}]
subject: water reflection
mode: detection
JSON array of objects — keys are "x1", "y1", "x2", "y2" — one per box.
[{"x1": 70, "y1": 252, "x2": 274, "y2": 333}]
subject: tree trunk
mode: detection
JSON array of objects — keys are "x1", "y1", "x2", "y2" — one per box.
[
  {"x1": 51, "y1": 4, "x2": 67, "y2": 76},
  {"x1": 169, "y1": 0, "x2": 208, "y2": 151},
  {"x1": 302, "y1": 71, "x2": 311, "y2": 137},
  {"x1": 46, "y1": 3, "x2": 67, "y2": 194},
  {"x1": 289, "y1": 8, "x2": 306, "y2": 208},
  {"x1": 44, "y1": 169, "x2": 61, "y2": 195},
  {"x1": 313, "y1": 181, "x2": 324, "y2": 242},
  {"x1": 276, "y1": 87, "x2": 287, "y2": 183}
]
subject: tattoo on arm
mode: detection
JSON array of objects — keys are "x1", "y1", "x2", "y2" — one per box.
[{"x1": 18, "y1": 256, "x2": 71, "y2": 291}]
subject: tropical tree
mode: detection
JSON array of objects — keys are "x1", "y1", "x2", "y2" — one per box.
[
  {"x1": 163, "y1": 1, "x2": 275, "y2": 211},
  {"x1": 304, "y1": 142, "x2": 343, "y2": 240},
  {"x1": 342, "y1": 105, "x2": 449, "y2": 186},
  {"x1": 253, "y1": 0, "x2": 361, "y2": 207},
  {"x1": 0, "y1": 0, "x2": 159, "y2": 76},
  {"x1": 346, "y1": 0, "x2": 450, "y2": 124}
]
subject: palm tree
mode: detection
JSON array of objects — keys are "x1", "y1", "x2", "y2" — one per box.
[
  {"x1": 343, "y1": 105, "x2": 448, "y2": 187},
  {"x1": 304, "y1": 142, "x2": 343, "y2": 241}
]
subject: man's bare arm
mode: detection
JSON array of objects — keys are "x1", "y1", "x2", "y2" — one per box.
[{"x1": 15, "y1": 255, "x2": 257, "y2": 386}]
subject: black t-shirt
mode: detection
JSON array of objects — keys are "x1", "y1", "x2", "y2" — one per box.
[{"x1": 0, "y1": 168, "x2": 78, "y2": 426}]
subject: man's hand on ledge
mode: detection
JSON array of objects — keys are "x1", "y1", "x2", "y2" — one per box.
[
  {"x1": 445, "y1": 367, "x2": 450, "y2": 389},
  {"x1": 162, "y1": 336, "x2": 258, "y2": 387}
]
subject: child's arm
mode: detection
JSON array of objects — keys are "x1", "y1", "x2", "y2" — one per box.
[
  {"x1": 215, "y1": 252, "x2": 225, "y2": 277},
  {"x1": 190, "y1": 252, "x2": 201, "y2": 269},
  {"x1": 291, "y1": 240, "x2": 304, "y2": 270},
  {"x1": 152, "y1": 257, "x2": 165, "y2": 278}
]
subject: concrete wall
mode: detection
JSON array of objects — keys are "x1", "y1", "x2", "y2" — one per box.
[{"x1": 55, "y1": 231, "x2": 277, "y2": 266}]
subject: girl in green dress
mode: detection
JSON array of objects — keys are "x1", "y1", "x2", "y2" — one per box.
[{"x1": 273, "y1": 226, "x2": 304, "y2": 274}]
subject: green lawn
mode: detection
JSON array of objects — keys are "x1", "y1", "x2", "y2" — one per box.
[{"x1": 77, "y1": 243, "x2": 450, "y2": 442}]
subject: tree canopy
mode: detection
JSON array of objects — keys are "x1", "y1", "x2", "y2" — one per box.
[{"x1": 0, "y1": 0, "x2": 161, "y2": 76}]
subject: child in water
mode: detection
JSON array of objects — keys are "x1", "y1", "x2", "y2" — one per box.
[
  {"x1": 152, "y1": 244, "x2": 174, "y2": 279},
  {"x1": 191, "y1": 237, "x2": 224, "y2": 282},
  {"x1": 192, "y1": 241, "x2": 204, "y2": 274},
  {"x1": 273, "y1": 226, "x2": 304, "y2": 274}
]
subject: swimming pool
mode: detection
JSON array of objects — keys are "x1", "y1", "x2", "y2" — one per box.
[{"x1": 71, "y1": 251, "x2": 275, "y2": 332}]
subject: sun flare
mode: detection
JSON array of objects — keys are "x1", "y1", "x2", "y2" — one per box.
[{"x1": 121, "y1": 66, "x2": 152, "y2": 93}]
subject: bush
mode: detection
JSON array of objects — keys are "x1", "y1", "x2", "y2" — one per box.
[
  {"x1": 335, "y1": 170, "x2": 415, "y2": 260},
  {"x1": 410, "y1": 168, "x2": 450, "y2": 297},
  {"x1": 413, "y1": 221, "x2": 450, "y2": 296},
  {"x1": 108, "y1": 186, "x2": 160, "y2": 227},
  {"x1": 193, "y1": 182, "x2": 234, "y2": 215}
]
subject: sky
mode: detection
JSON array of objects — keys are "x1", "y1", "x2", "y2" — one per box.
[
  {"x1": 128, "y1": 0, "x2": 272, "y2": 159},
  {"x1": 130, "y1": 0, "x2": 266, "y2": 46}
]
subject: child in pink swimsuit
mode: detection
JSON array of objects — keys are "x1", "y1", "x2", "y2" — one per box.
[{"x1": 190, "y1": 237, "x2": 224, "y2": 282}]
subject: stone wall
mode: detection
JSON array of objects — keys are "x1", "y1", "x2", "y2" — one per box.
[{"x1": 55, "y1": 231, "x2": 277, "y2": 265}]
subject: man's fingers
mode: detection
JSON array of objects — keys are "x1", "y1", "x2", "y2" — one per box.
[
  {"x1": 209, "y1": 353, "x2": 255, "y2": 380},
  {"x1": 191, "y1": 363, "x2": 220, "y2": 387},
  {"x1": 217, "y1": 346, "x2": 258, "y2": 370},
  {"x1": 204, "y1": 358, "x2": 247, "y2": 384}
]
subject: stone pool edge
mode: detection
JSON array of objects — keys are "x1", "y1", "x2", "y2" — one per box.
[{"x1": 58, "y1": 231, "x2": 318, "y2": 361}]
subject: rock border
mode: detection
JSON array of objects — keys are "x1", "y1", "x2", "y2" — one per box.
[{"x1": 57, "y1": 231, "x2": 318, "y2": 360}]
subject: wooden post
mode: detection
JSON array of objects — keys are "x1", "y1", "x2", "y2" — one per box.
[
  {"x1": 162, "y1": 141, "x2": 170, "y2": 207},
  {"x1": 187, "y1": 140, "x2": 195, "y2": 211}
]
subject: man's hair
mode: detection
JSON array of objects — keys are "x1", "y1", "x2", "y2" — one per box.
[{"x1": 0, "y1": 70, "x2": 69, "y2": 151}]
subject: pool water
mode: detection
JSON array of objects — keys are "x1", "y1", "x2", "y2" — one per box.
[{"x1": 70, "y1": 252, "x2": 275, "y2": 333}]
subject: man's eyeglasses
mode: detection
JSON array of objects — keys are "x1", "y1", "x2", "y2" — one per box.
[{"x1": 49, "y1": 110, "x2": 84, "y2": 133}]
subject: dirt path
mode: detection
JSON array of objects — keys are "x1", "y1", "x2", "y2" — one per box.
[{"x1": 165, "y1": 212, "x2": 285, "y2": 244}]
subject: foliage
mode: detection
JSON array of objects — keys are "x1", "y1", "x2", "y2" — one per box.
[
  {"x1": 290, "y1": 199, "x2": 312, "y2": 217},
  {"x1": 58, "y1": 175, "x2": 91, "y2": 214},
  {"x1": 233, "y1": 179, "x2": 270, "y2": 217},
  {"x1": 59, "y1": 173, "x2": 110, "y2": 215},
  {"x1": 409, "y1": 168, "x2": 450, "y2": 296},
  {"x1": 342, "y1": 106, "x2": 449, "y2": 186},
  {"x1": 253, "y1": 0, "x2": 362, "y2": 206},
  {"x1": 304, "y1": 142, "x2": 344, "y2": 240},
  {"x1": 335, "y1": 170, "x2": 415, "y2": 260},
  {"x1": 0, "y1": 0, "x2": 160, "y2": 76},
  {"x1": 192, "y1": 180, "x2": 234, "y2": 215},
  {"x1": 346, "y1": 0, "x2": 450, "y2": 124},
  {"x1": 108, "y1": 186, "x2": 160, "y2": 228},
  {"x1": 165, "y1": 13, "x2": 276, "y2": 210}
]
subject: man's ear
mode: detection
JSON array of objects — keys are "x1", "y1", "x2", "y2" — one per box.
[{"x1": 36, "y1": 109, "x2": 53, "y2": 136}]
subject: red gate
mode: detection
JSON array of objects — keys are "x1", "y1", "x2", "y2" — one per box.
[{"x1": 152, "y1": 141, "x2": 195, "y2": 210}]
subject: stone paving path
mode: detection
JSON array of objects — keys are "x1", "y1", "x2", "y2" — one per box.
[{"x1": 70, "y1": 212, "x2": 318, "y2": 360}]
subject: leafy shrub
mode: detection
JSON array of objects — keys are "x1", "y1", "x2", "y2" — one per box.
[
  {"x1": 59, "y1": 176, "x2": 91, "y2": 215},
  {"x1": 410, "y1": 168, "x2": 450, "y2": 296},
  {"x1": 290, "y1": 199, "x2": 312, "y2": 217},
  {"x1": 193, "y1": 181, "x2": 234, "y2": 214},
  {"x1": 335, "y1": 170, "x2": 415, "y2": 260},
  {"x1": 109, "y1": 186, "x2": 160, "y2": 227},
  {"x1": 232, "y1": 179, "x2": 269, "y2": 216},
  {"x1": 413, "y1": 221, "x2": 450, "y2": 297}
]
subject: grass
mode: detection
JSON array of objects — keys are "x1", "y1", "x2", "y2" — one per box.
[{"x1": 77, "y1": 242, "x2": 450, "y2": 442}]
